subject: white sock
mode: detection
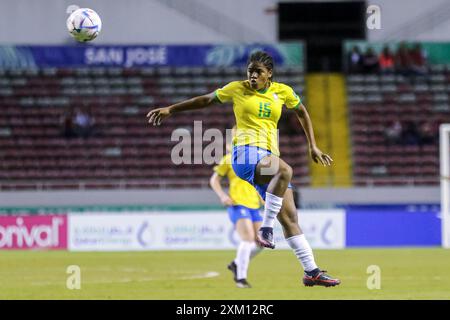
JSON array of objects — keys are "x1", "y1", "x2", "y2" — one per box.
[
  {"x1": 261, "y1": 192, "x2": 283, "y2": 228},
  {"x1": 286, "y1": 234, "x2": 318, "y2": 272},
  {"x1": 249, "y1": 242, "x2": 263, "y2": 259},
  {"x1": 234, "y1": 241, "x2": 253, "y2": 280}
]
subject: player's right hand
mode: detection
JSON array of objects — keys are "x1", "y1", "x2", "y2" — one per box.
[
  {"x1": 147, "y1": 107, "x2": 171, "y2": 126},
  {"x1": 220, "y1": 195, "x2": 233, "y2": 207}
]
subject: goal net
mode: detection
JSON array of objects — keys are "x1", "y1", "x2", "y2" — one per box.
[{"x1": 440, "y1": 124, "x2": 450, "y2": 248}]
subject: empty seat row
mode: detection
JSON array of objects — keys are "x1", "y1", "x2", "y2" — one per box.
[
  {"x1": 347, "y1": 71, "x2": 446, "y2": 186},
  {"x1": 0, "y1": 66, "x2": 309, "y2": 190}
]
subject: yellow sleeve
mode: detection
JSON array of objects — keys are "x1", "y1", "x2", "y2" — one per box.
[
  {"x1": 283, "y1": 84, "x2": 302, "y2": 109},
  {"x1": 213, "y1": 155, "x2": 230, "y2": 177},
  {"x1": 215, "y1": 81, "x2": 241, "y2": 103}
]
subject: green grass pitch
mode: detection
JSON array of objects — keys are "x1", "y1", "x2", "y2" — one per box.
[{"x1": 0, "y1": 248, "x2": 449, "y2": 299}]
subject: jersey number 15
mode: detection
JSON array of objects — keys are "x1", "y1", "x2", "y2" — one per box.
[{"x1": 258, "y1": 102, "x2": 271, "y2": 118}]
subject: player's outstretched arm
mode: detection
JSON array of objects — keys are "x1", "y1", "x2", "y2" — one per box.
[
  {"x1": 147, "y1": 92, "x2": 216, "y2": 126},
  {"x1": 294, "y1": 103, "x2": 333, "y2": 166}
]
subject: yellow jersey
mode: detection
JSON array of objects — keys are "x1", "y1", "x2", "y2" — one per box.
[
  {"x1": 213, "y1": 153, "x2": 261, "y2": 209},
  {"x1": 215, "y1": 80, "x2": 302, "y2": 156}
]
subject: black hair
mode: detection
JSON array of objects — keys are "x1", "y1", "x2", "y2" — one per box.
[{"x1": 247, "y1": 51, "x2": 274, "y2": 80}]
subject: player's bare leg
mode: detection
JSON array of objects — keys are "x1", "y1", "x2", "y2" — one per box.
[
  {"x1": 277, "y1": 189, "x2": 341, "y2": 287},
  {"x1": 251, "y1": 221, "x2": 264, "y2": 258},
  {"x1": 227, "y1": 219, "x2": 263, "y2": 288},
  {"x1": 253, "y1": 155, "x2": 292, "y2": 248}
]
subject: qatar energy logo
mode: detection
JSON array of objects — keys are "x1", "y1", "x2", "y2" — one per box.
[
  {"x1": 69, "y1": 213, "x2": 232, "y2": 251},
  {"x1": 0, "y1": 215, "x2": 67, "y2": 250}
]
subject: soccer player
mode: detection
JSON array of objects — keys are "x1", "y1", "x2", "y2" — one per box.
[
  {"x1": 147, "y1": 51, "x2": 340, "y2": 287},
  {"x1": 210, "y1": 127, "x2": 264, "y2": 289}
]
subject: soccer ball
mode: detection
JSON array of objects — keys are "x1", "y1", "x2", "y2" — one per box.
[{"x1": 66, "y1": 8, "x2": 102, "y2": 42}]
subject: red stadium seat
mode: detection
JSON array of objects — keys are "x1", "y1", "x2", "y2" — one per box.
[
  {"x1": 1, "y1": 66, "x2": 305, "y2": 190},
  {"x1": 347, "y1": 69, "x2": 450, "y2": 186}
]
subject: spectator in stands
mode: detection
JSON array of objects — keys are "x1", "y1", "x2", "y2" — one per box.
[
  {"x1": 418, "y1": 121, "x2": 436, "y2": 146},
  {"x1": 60, "y1": 107, "x2": 76, "y2": 138},
  {"x1": 348, "y1": 45, "x2": 363, "y2": 73},
  {"x1": 401, "y1": 121, "x2": 420, "y2": 145},
  {"x1": 379, "y1": 46, "x2": 395, "y2": 74},
  {"x1": 409, "y1": 43, "x2": 428, "y2": 75},
  {"x1": 395, "y1": 42, "x2": 413, "y2": 76},
  {"x1": 362, "y1": 47, "x2": 380, "y2": 74},
  {"x1": 384, "y1": 120, "x2": 403, "y2": 145},
  {"x1": 74, "y1": 106, "x2": 96, "y2": 138}
]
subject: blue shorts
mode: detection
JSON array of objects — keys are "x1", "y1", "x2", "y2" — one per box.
[
  {"x1": 231, "y1": 145, "x2": 292, "y2": 200},
  {"x1": 227, "y1": 205, "x2": 263, "y2": 225}
]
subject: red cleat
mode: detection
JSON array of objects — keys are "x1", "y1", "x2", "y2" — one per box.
[{"x1": 303, "y1": 270, "x2": 341, "y2": 287}]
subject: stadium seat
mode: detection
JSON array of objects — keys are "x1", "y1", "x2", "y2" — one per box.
[
  {"x1": 0, "y1": 66, "x2": 309, "y2": 190},
  {"x1": 347, "y1": 70, "x2": 446, "y2": 186}
]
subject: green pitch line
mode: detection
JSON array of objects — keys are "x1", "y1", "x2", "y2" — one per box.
[{"x1": 0, "y1": 248, "x2": 449, "y2": 300}]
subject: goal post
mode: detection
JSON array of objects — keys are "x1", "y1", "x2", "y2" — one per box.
[{"x1": 440, "y1": 124, "x2": 450, "y2": 248}]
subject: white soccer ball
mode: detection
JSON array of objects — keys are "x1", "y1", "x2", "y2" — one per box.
[{"x1": 66, "y1": 8, "x2": 102, "y2": 42}]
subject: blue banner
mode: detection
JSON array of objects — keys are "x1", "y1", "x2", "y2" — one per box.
[
  {"x1": 0, "y1": 43, "x2": 303, "y2": 68},
  {"x1": 346, "y1": 209, "x2": 441, "y2": 247}
]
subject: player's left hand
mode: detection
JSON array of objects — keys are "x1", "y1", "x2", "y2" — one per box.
[{"x1": 310, "y1": 146, "x2": 333, "y2": 166}]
